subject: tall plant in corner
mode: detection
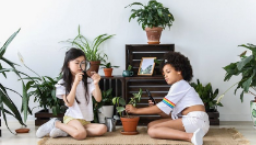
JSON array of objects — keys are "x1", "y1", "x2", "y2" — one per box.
[
  {"x1": 0, "y1": 28, "x2": 32, "y2": 133},
  {"x1": 217, "y1": 44, "x2": 256, "y2": 128}
]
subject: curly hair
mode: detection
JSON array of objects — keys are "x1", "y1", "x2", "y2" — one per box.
[{"x1": 161, "y1": 52, "x2": 193, "y2": 82}]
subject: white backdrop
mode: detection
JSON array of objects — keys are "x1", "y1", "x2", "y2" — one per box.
[{"x1": 1, "y1": 0, "x2": 256, "y2": 121}]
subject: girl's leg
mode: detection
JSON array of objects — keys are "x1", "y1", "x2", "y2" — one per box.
[
  {"x1": 55, "y1": 120, "x2": 87, "y2": 140},
  {"x1": 147, "y1": 119, "x2": 193, "y2": 142},
  {"x1": 83, "y1": 123, "x2": 107, "y2": 136},
  {"x1": 147, "y1": 118, "x2": 172, "y2": 128}
]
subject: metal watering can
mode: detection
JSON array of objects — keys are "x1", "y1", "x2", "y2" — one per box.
[{"x1": 105, "y1": 117, "x2": 117, "y2": 132}]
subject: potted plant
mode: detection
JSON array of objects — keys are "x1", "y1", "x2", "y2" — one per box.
[
  {"x1": 17, "y1": 53, "x2": 66, "y2": 117},
  {"x1": 191, "y1": 79, "x2": 223, "y2": 125},
  {"x1": 112, "y1": 89, "x2": 142, "y2": 134},
  {"x1": 60, "y1": 25, "x2": 115, "y2": 75},
  {"x1": 217, "y1": 43, "x2": 256, "y2": 128},
  {"x1": 0, "y1": 28, "x2": 32, "y2": 134},
  {"x1": 122, "y1": 65, "x2": 134, "y2": 77},
  {"x1": 125, "y1": 0, "x2": 175, "y2": 44},
  {"x1": 100, "y1": 62, "x2": 119, "y2": 77},
  {"x1": 93, "y1": 88, "x2": 116, "y2": 123}
]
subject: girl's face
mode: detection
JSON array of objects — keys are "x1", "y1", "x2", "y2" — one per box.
[
  {"x1": 68, "y1": 56, "x2": 85, "y2": 76},
  {"x1": 162, "y1": 64, "x2": 183, "y2": 85}
]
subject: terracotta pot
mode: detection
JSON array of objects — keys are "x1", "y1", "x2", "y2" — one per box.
[
  {"x1": 121, "y1": 116, "x2": 140, "y2": 132},
  {"x1": 86, "y1": 61, "x2": 100, "y2": 76},
  {"x1": 145, "y1": 27, "x2": 163, "y2": 44},
  {"x1": 104, "y1": 68, "x2": 113, "y2": 77}
]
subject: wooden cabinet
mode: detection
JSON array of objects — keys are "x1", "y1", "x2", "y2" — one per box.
[{"x1": 100, "y1": 44, "x2": 175, "y2": 125}]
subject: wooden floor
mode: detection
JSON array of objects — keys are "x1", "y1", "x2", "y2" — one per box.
[{"x1": 0, "y1": 121, "x2": 255, "y2": 145}]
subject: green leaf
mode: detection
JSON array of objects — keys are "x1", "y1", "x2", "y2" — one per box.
[{"x1": 237, "y1": 55, "x2": 253, "y2": 71}]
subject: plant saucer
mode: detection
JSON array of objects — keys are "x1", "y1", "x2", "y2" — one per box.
[
  {"x1": 120, "y1": 130, "x2": 139, "y2": 135},
  {"x1": 15, "y1": 128, "x2": 30, "y2": 133}
]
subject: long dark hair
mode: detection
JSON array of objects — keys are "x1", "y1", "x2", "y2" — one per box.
[{"x1": 60, "y1": 48, "x2": 89, "y2": 104}]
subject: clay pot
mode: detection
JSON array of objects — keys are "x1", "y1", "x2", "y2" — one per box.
[
  {"x1": 120, "y1": 116, "x2": 140, "y2": 132},
  {"x1": 103, "y1": 68, "x2": 113, "y2": 77},
  {"x1": 86, "y1": 61, "x2": 100, "y2": 76},
  {"x1": 145, "y1": 27, "x2": 163, "y2": 44}
]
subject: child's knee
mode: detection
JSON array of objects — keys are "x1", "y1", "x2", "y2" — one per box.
[
  {"x1": 97, "y1": 124, "x2": 107, "y2": 135},
  {"x1": 72, "y1": 130, "x2": 87, "y2": 140},
  {"x1": 147, "y1": 127, "x2": 157, "y2": 138}
]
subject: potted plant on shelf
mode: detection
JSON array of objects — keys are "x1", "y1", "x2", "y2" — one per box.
[
  {"x1": 93, "y1": 88, "x2": 116, "y2": 123},
  {"x1": 0, "y1": 28, "x2": 32, "y2": 134},
  {"x1": 60, "y1": 25, "x2": 115, "y2": 76},
  {"x1": 100, "y1": 62, "x2": 119, "y2": 77},
  {"x1": 217, "y1": 43, "x2": 256, "y2": 128},
  {"x1": 122, "y1": 65, "x2": 134, "y2": 77},
  {"x1": 191, "y1": 79, "x2": 223, "y2": 125},
  {"x1": 125, "y1": 0, "x2": 175, "y2": 44},
  {"x1": 112, "y1": 89, "x2": 142, "y2": 134}
]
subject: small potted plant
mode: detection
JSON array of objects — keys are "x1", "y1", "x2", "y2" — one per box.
[
  {"x1": 122, "y1": 65, "x2": 134, "y2": 77},
  {"x1": 217, "y1": 43, "x2": 256, "y2": 128},
  {"x1": 112, "y1": 89, "x2": 142, "y2": 134},
  {"x1": 100, "y1": 62, "x2": 119, "y2": 77},
  {"x1": 125, "y1": 0, "x2": 175, "y2": 44},
  {"x1": 60, "y1": 25, "x2": 115, "y2": 75},
  {"x1": 93, "y1": 88, "x2": 116, "y2": 123}
]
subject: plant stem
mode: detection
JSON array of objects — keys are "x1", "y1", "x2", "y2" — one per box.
[
  {"x1": 24, "y1": 64, "x2": 41, "y2": 77},
  {"x1": 223, "y1": 81, "x2": 240, "y2": 94},
  {"x1": 248, "y1": 90, "x2": 256, "y2": 97}
]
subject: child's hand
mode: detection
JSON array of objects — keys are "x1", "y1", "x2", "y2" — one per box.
[
  {"x1": 125, "y1": 104, "x2": 137, "y2": 114},
  {"x1": 91, "y1": 72, "x2": 101, "y2": 85},
  {"x1": 74, "y1": 72, "x2": 83, "y2": 86},
  {"x1": 148, "y1": 100, "x2": 154, "y2": 106}
]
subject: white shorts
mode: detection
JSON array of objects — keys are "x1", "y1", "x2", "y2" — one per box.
[{"x1": 181, "y1": 111, "x2": 210, "y2": 135}]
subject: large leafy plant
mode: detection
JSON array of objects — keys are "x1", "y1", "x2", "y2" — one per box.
[
  {"x1": 191, "y1": 79, "x2": 223, "y2": 111},
  {"x1": 112, "y1": 89, "x2": 142, "y2": 117},
  {"x1": 61, "y1": 25, "x2": 115, "y2": 62},
  {"x1": 125, "y1": 0, "x2": 175, "y2": 30},
  {"x1": 0, "y1": 28, "x2": 32, "y2": 133},
  {"x1": 217, "y1": 44, "x2": 256, "y2": 103},
  {"x1": 18, "y1": 53, "x2": 66, "y2": 116}
]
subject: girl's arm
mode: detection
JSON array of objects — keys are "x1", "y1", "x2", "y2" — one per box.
[
  {"x1": 91, "y1": 73, "x2": 102, "y2": 102},
  {"x1": 63, "y1": 72, "x2": 83, "y2": 107},
  {"x1": 126, "y1": 104, "x2": 163, "y2": 114}
]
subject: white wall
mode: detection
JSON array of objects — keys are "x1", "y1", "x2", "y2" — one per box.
[{"x1": 1, "y1": 0, "x2": 256, "y2": 122}]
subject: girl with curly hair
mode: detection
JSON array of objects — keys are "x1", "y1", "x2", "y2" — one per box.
[{"x1": 126, "y1": 52, "x2": 209, "y2": 145}]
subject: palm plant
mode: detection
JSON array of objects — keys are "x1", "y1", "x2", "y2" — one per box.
[
  {"x1": 61, "y1": 25, "x2": 115, "y2": 62},
  {"x1": 0, "y1": 28, "x2": 32, "y2": 133}
]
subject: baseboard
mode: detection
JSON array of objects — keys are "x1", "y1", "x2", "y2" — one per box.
[{"x1": 219, "y1": 114, "x2": 251, "y2": 121}]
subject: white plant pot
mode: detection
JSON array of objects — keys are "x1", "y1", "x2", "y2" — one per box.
[
  {"x1": 250, "y1": 100, "x2": 256, "y2": 129},
  {"x1": 98, "y1": 105, "x2": 114, "y2": 123}
]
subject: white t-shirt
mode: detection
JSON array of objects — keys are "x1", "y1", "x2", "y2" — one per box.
[
  {"x1": 156, "y1": 79, "x2": 204, "y2": 120},
  {"x1": 55, "y1": 78, "x2": 95, "y2": 121}
]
